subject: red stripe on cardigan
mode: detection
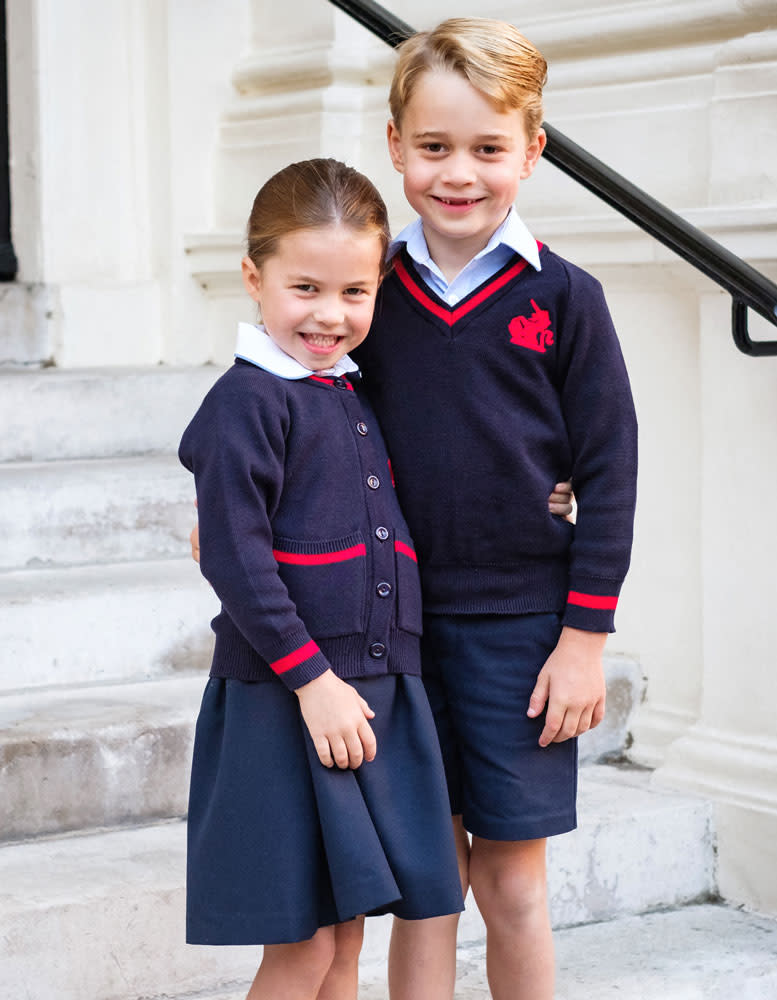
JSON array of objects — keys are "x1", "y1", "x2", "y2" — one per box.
[
  {"x1": 394, "y1": 540, "x2": 418, "y2": 562},
  {"x1": 567, "y1": 591, "x2": 618, "y2": 610},
  {"x1": 394, "y1": 243, "x2": 542, "y2": 327},
  {"x1": 273, "y1": 543, "x2": 367, "y2": 565},
  {"x1": 308, "y1": 375, "x2": 354, "y2": 391},
  {"x1": 271, "y1": 639, "x2": 320, "y2": 674}
]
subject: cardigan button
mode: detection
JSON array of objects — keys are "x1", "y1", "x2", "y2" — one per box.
[
  {"x1": 356, "y1": 421, "x2": 368, "y2": 436},
  {"x1": 376, "y1": 581, "x2": 392, "y2": 598},
  {"x1": 333, "y1": 377, "x2": 348, "y2": 389},
  {"x1": 375, "y1": 526, "x2": 389, "y2": 541},
  {"x1": 369, "y1": 642, "x2": 386, "y2": 658},
  {"x1": 367, "y1": 475, "x2": 380, "y2": 490}
]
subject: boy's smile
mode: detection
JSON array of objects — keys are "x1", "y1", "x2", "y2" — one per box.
[
  {"x1": 241, "y1": 225, "x2": 383, "y2": 370},
  {"x1": 387, "y1": 69, "x2": 545, "y2": 281}
]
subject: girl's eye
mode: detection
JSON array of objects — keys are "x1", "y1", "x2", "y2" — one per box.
[
  {"x1": 294, "y1": 284, "x2": 316, "y2": 293},
  {"x1": 344, "y1": 287, "x2": 367, "y2": 297}
]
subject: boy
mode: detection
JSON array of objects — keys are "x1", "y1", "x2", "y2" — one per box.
[{"x1": 352, "y1": 18, "x2": 637, "y2": 1000}]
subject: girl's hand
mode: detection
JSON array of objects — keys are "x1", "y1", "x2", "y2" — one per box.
[
  {"x1": 296, "y1": 669, "x2": 377, "y2": 769},
  {"x1": 549, "y1": 480, "x2": 575, "y2": 519}
]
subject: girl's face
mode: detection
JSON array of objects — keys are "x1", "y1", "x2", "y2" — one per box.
[{"x1": 242, "y1": 224, "x2": 383, "y2": 370}]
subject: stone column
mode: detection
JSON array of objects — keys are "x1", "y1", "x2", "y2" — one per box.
[{"x1": 653, "y1": 29, "x2": 777, "y2": 913}]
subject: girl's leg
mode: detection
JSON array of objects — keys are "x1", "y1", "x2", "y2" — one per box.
[
  {"x1": 246, "y1": 926, "x2": 337, "y2": 1000},
  {"x1": 468, "y1": 836, "x2": 553, "y2": 1000},
  {"x1": 316, "y1": 916, "x2": 365, "y2": 1000},
  {"x1": 387, "y1": 816, "x2": 471, "y2": 1000}
]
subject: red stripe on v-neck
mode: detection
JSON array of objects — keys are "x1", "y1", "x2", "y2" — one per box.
[{"x1": 393, "y1": 242, "x2": 543, "y2": 327}]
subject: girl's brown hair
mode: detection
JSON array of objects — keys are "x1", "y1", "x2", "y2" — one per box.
[
  {"x1": 389, "y1": 18, "x2": 547, "y2": 140},
  {"x1": 246, "y1": 158, "x2": 391, "y2": 272}
]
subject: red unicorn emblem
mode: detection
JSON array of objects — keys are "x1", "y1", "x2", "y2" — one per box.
[{"x1": 509, "y1": 300, "x2": 554, "y2": 353}]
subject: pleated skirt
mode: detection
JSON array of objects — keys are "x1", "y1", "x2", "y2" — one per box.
[{"x1": 186, "y1": 672, "x2": 464, "y2": 945}]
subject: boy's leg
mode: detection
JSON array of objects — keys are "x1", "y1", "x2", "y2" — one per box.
[
  {"x1": 316, "y1": 917, "x2": 365, "y2": 1000},
  {"x1": 246, "y1": 925, "x2": 337, "y2": 999},
  {"x1": 468, "y1": 836, "x2": 553, "y2": 1000},
  {"x1": 387, "y1": 815, "x2": 470, "y2": 1000}
]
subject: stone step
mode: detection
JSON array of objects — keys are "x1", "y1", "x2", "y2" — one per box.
[
  {"x1": 132, "y1": 901, "x2": 777, "y2": 1000},
  {"x1": 0, "y1": 659, "x2": 644, "y2": 840},
  {"x1": 0, "y1": 366, "x2": 222, "y2": 462},
  {"x1": 0, "y1": 454, "x2": 196, "y2": 570},
  {"x1": 0, "y1": 768, "x2": 718, "y2": 1000},
  {"x1": 0, "y1": 558, "x2": 218, "y2": 692},
  {"x1": 361, "y1": 903, "x2": 777, "y2": 1000},
  {"x1": 0, "y1": 674, "x2": 205, "y2": 841}
]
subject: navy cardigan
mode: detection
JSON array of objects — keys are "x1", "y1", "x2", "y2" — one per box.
[{"x1": 179, "y1": 361, "x2": 423, "y2": 690}]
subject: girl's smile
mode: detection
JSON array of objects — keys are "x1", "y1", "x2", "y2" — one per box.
[{"x1": 241, "y1": 224, "x2": 384, "y2": 370}]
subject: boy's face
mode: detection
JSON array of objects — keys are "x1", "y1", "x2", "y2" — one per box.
[
  {"x1": 387, "y1": 70, "x2": 545, "y2": 271},
  {"x1": 241, "y1": 225, "x2": 382, "y2": 371}
]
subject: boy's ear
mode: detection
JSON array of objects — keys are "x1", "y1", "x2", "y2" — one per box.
[
  {"x1": 521, "y1": 128, "x2": 547, "y2": 180},
  {"x1": 241, "y1": 256, "x2": 263, "y2": 303},
  {"x1": 387, "y1": 120, "x2": 405, "y2": 173}
]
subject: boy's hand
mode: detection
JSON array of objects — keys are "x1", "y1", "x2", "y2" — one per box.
[
  {"x1": 296, "y1": 669, "x2": 377, "y2": 769},
  {"x1": 548, "y1": 480, "x2": 575, "y2": 519},
  {"x1": 527, "y1": 627, "x2": 606, "y2": 747},
  {"x1": 190, "y1": 522, "x2": 200, "y2": 563},
  {"x1": 190, "y1": 501, "x2": 200, "y2": 563}
]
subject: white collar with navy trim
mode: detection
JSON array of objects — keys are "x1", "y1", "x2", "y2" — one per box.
[
  {"x1": 234, "y1": 323, "x2": 359, "y2": 380},
  {"x1": 388, "y1": 207, "x2": 542, "y2": 273}
]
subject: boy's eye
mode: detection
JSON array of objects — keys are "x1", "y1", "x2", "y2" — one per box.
[
  {"x1": 422, "y1": 143, "x2": 445, "y2": 153},
  {"x1": 479, "y1": 145, "x2": 501, "y2": 155}
]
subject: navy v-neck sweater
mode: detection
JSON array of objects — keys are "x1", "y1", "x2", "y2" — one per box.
[{"x1": 353, "y1": 243, "x2": 638, "y2": 633}]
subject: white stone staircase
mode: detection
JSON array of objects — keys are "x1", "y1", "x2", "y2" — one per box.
[{"x1": 1, "y1": 366, "x2": 775, "y2": 1000}]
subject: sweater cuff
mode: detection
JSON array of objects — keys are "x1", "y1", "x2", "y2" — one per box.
[
  {"x1": 561, "y1": 580, "x2": 621, "y2": 634},
  {"x1": 266, "y1": 635, "x2": 332, "y2": 690}
]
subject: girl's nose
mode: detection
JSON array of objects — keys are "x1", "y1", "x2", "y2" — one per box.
[{"x1": 313, "y1": 302, "x2": 345, "y2": 326}]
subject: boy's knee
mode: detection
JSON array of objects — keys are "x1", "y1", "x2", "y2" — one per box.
[{"x1": 469, "y1": 843, "x2": 548, "y2": 924}]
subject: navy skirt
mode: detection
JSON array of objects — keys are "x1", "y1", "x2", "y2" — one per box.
[{"x1": 186, "y1": 673, "x2": 464, "y2": 945}]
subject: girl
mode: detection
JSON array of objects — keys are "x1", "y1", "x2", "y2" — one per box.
[{"x1": 178, "y1": 158, "x2": 464, "y2": 1000}]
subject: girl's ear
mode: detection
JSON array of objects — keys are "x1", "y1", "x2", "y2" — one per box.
[
  {"x1": 387, "y1": 120, "x2": 405, "y2": 173},
  {"x1": 241, "y1": 256, "x2": 263, "y2": 303},
  {"x1": 521, "y1": 128, "x2": 547, "y2": 180}
]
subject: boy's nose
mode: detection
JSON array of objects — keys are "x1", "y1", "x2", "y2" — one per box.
[{"x1": 441, "y1": 152, "x2": 476, "y2": 185}]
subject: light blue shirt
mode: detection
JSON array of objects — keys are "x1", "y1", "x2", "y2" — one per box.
[{"x1": 388, "y1": 208, "x2": 542, "y2": 306}]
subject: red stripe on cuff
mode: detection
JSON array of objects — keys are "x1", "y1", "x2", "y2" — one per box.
[
  {"x1": 271, "y1": 640, "x2": 320, "y2": 675},
  {"x1": 568, "y1": 591, "x2": 618, "y2": 610},
  {"x1": 273, "y1": 544, "x2": 366, "y2": 565}
]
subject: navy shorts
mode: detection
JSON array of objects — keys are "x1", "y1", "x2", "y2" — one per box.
[
  {"x1": 186, "y1": 672, "x2": 463, "y2": 945},
  {"x1": 421, "y1": 612, "x2": 577, "y2": 841}
]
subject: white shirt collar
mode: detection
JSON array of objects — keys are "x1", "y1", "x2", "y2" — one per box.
[
  {"x1": 389, "y1": 207, "x2": 542, "y2": 273},
  {"x1": 234, "y1": 323, "x2": 359, "y2": 380}
]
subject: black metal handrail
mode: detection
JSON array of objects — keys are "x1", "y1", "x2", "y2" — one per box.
[{"x1": 328, "y1": 0, "x2": 777, "y2": 356}]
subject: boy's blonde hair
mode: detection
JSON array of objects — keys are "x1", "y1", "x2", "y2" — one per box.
[{"x1": 389, "y1": 18, "x2": 547, "y2": 139}]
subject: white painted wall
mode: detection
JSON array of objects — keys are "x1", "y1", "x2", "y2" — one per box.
[{"x1": 5, "y1": 0, "x2": 249, "y2": 365}]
